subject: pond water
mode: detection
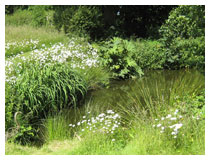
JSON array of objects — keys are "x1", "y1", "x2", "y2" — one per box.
[{"x1": 81, "y1": 69, "x2": 204, "y2": 112}]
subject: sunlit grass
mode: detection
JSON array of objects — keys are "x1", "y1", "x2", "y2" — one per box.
[
  {"x1": 6, "y1": 25, "x2": 68, "y2": 43},
  {"x1": 5, "y1": 25, "x2": 68, "y2": 58},
  {"x1": 6, "y1": 113, "x2": 205, "y2": 155}
]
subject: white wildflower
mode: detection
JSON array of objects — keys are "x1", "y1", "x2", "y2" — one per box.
[
  {"x1": 170, "y1": 117, "x2": 177, "y2": 120},
  {"x1": 157, "y1": 124, "x2": 162, "y2": 127},
  {"x1": 107, "y1": 110, "x2": 113, "y2": 114},
  {"x1": 174, "y1": 109, "x2": 179, "y2": 115},
  {"x1": 171, "y1": 132, "x2": 176, "y2": 135}
]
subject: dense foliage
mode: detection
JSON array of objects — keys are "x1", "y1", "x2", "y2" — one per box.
[
  {"x1": 52, "y1": 5, "x2": 175, "y2": 40},
  {"x1": 159, "y1": 5, "x2": 205, "y2": 69},
  {"x1": 53, "y1": 6, "x2": 104, "y2": 40},
  {"x1": 97, "y1": 37, "x2": 165, "y2": 79},
  {"x1": 97, "y1": 37, "x2": 143, "y2": 79}
]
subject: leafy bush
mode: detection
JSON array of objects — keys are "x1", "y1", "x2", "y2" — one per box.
[
  {"x1": 28, "y1": 6, "x2": 52, "y2": 27},
  {"x1": 159, "y1": 5, "x2": 205, "y2": 69},
  {"x1": 97, "y1": 37, "x2": 144, "y2": 79},
  {"x1": 160, "y1": 5, "x2": 204, "y2": 44},
  {"x1": 133, "y1": 39, "x2": 165, "y2": 69},
  {"x1": 174, "y1": 90, "x2": 205, "y2": 120},
  {"x1": 53, "y1": 6, "x2": 104, "y2": 40},
  {"x1": 97, "y1": 37, "x2": 166, "y2": 79},
  {"x1": 163, "y1": 36, "x2": 205, "y2": 69}
]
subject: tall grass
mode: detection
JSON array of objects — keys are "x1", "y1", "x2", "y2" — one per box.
[
  {"x1": 5, "y1": 10, "x2": 33, "y2": 26},
  {"x1": 5, "y1": 25, "x2": 68, "y2": 43},
  {"x1": 44, "y1": 108, "x2": 86, "y2": 142},
  {"x1": 5, "y1": 62, "x2": 87, "y2": 144},
  {"x1": 113, "y1": 69, "x2": 205, "y2": 124},
  {"x1": 5, "y1": 115, "x2": 205, "y2": 155}
]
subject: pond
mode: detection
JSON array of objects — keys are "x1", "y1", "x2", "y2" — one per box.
[
  {"x1": 45, "y1": 69, "x2": 205, "y2": 142},
  {"x1": 82, "y1": 69, "x2": 204, "y2": 110}
]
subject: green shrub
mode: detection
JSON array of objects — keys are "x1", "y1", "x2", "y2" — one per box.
[
  {"x1": 28, "y1": 6, "x2": 51, "y2": 27},
  {"x1": 174, "y1": 89, "x2": 205, "y2": 120},
  {"x1": 97, "y1": 37, "x2": 144, "y2": 79},
  {"x1": 160, "y1": 5, "x2": 204, "y2": 44},
  {"x1": 53, "y1": 6, "x2": 104, "y2": 40},
  {"x1": 159, "y1": 5, "x2": 205, "y2": 69},
  {"x1": 97, "y1": 37, "x2": 166, "y2": 79},
  {"x1": 133, "y1": 39, "x2": 165, "y2": 69},
  {"x1": 164, "y1": 36, "x2": 205, "y2": 69}
]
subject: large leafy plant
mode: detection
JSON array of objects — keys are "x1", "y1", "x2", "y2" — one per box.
[{"x1": 98, "y1": 37, "x2": 143, "y2": 79}]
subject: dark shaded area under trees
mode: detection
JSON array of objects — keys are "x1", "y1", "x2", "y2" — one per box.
[
  {"x1": 6, "y1": 5, "x2": 176, "y2": 40},
  {"x1": 52, "y1": 5, "x2": 176, "y2": 40}
]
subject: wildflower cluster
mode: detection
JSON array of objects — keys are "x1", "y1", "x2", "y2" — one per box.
[
  {"x1": 69, "y1": 110, "x2": 121, "y2": 142},
  {"x1": 5, "y1": 39, "x2": 40, "y2": 58},
  {"x1": 5, "y1": 38, "x2": 99, "y2": 84},
  {"x1": 153, "y1": 109, "x2": 183, "y2": 139}
]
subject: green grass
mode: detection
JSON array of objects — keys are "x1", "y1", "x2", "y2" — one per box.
[
  {"x1": 5, "y1": 10, "x2": 33, "y2": 26},
  {"x1": 5, "y1": 25, "x2": 67, "y2": 43},
  {"x1": 6, "y1": 116, "x2": 205, "y2": 155},
  {"x1": 5, "y1": 25, "x2": 68, "y2": 58}
]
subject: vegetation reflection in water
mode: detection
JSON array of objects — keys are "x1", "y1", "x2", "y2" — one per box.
[{"x1": 83, "y1": 69, "x2": 204, "y2": 111}]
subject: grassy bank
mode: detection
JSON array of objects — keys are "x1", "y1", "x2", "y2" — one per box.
[
  {"x1": 6, "y1": 114, "x2": 205, "y2": 155},
  {"x1": 5, "y1": 25, "x2": 68, "y2": 58}
]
